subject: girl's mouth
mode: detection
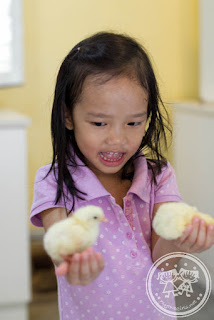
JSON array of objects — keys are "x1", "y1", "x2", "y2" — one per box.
[
  {"x1": 99, "y1": 152, "x2": 123, "y2": 161},
  {"x1": 99, "y1": 152, "x2": 125, "y2": 166}
]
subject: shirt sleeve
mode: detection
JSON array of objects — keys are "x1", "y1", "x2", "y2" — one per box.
[
  {"x1": 154, "y1": 162, "x2": 182, "y2": 204},
  {"x1": 30, "y1": 165, "x2": 66, "y2": 227}
]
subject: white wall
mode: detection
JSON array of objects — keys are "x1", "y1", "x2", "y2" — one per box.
[
  {"x1": 173, "y1": 102, "x2": 214, "y2": 293},
  {"x1": 199, "y1": 0, "x2": 214, "y2": 102}
]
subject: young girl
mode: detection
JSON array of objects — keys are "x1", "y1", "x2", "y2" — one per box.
[{"x1": 31, "y1": 32, "x2": 214, "y2": 320}]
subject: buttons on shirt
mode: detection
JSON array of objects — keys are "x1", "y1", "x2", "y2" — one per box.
[
  {"x1": 126, "y1": 200, "x2": 131, "y2": 207},
  {"x1": 124, "y1": 194, "x2": 135, "y2": 231},
  {"x1": 130, "y1": 250, "x2": 137, "y2": 259},
  {"x1": 126, "y1": 232, "x2": 132, "y2": 240}
]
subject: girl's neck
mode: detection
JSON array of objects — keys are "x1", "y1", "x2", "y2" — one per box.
[{"x1": 97, "y1": 174, "x2": 132, "y2": 208}]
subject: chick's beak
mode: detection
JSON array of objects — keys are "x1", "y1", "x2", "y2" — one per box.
[{"x1": 101, "y1": 216, "x2": 108, "y2": 222}]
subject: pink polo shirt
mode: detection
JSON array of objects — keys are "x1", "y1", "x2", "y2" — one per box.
[{"x1": 31, "y1": 154, "x2": 182, "y2": 320}]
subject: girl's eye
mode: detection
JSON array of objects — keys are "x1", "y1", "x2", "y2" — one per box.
[
  {"x1": 128, "y1": 122, "x2": 142, "y2": 126},
  {"x1": 92, "y1": 122, "x2": 106, "y2": 127}
]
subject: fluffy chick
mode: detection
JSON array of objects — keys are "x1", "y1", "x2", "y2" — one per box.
[
  {"x1": 43, "y1": 205, "x2": 106, "y2": 262},
  {"x1": 153, "y1": 202, "x2": 214, "y2": 240}
]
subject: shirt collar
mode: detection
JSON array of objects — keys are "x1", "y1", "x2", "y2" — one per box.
[
  {"x1": 69, "y1": 157, "x2": 110, "y2": 201},
  {"x1": 69, "y1": 152, "x2": 150, "y2": 203},
  {"x1": 128, "y1": 154, "x2": 150, "y2": 203}
]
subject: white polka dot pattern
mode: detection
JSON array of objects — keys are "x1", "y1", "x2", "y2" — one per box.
[{"x1": 31, "y1": 157, "x2": 182, "y2": 319}]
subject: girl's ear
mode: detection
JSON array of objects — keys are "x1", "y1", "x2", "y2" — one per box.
[{"x1": 65, "y1": 108, "x2": 73, "y2": 130}]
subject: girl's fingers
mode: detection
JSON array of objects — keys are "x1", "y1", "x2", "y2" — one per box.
[
  {"x1": 178, "y1": 224, "x2": 193, "y2": 244},
  {"x1": 71, "y1": 253, "x2": 81, "y2": 272},
  {"x1": 58, "y1": 248, "x2": 105, "y2": 285},
  {"x1": 55, "y1": 261, "x2": 69, "y2": 276},
  {"x1": 89, "y1": 251, "x2": 99, "y2": 274},
  {"x1": 80, "y1": 250, "x2": 105, "y2": 284},
  {"x1": 175, "y1": 218, "x2": 201, "y2": 251},
  {"x1": 60, "y1": 254, "x2": 73, "y2": 262},
  {"x1": 66, "y1": 253, "x2": 81, "y2": 284},
  {"x1": 176, "y1": 219, "x2": 214, "y2": 253},
  {"x1": 79, "y1": 252, "x2": 90, "y2": 281},
  {"x1": 193, "y1": 219, "x2": 206, "y2": 249},
  {"x1": 187, "y1": 217, "x2": 200, "y2": 245},
  {"x1": 204, "y1": 224, "x2": 214, "y2": 249},
  {"x1": 95, "y1": 252, "x2": 105, "y2": 269}
]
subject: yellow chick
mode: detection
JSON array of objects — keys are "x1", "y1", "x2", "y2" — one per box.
[
  {"x1": 43, "y1": 205, "x2": 106, "y2": 262},
  {"x1": 153, "y1": 202, "x2": 214, "y2": 240}
]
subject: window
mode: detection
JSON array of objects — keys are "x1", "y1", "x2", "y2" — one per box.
[{"x1": 0, "y1": 0, "x2": 24, "y2": 87}]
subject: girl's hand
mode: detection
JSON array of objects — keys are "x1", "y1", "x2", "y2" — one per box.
[
  {"x1": 55, "y1": 247, "x2": 105, "y2": 286},
  {"x1": 171, "y1": 217, "x2": 214, "y2": 253}
]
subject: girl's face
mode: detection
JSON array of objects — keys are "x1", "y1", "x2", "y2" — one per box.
[{"x1": 66, "y1": 75, "x2": 148, "y2": 180}]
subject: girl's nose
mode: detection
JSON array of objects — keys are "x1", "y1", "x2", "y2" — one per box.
[{"x1": 106, "y1": 127, "x2": 126, "y2": 146}]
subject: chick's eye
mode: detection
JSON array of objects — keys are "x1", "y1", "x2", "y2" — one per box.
[
  {"x1": 93, "y1": 216, "x2": 98, "y2": 219},
  {"x1": 92, "y1": 122, "x2": 106, "y2": 127},
  {"x1": 128, "y1": 122, "x2": 142, "y2": 126}
]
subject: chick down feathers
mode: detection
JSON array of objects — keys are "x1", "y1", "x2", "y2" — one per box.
[
  {"x1": 153, "y1": 202, "x2": 214, "y2": 240},
  {"x1": 43, "y1": 205, "x2": 105, "y2": 262}
]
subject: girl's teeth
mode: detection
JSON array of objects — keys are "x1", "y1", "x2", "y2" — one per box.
[{"x1": 100, "y1": 152, "x2": 123, "y2": 161}]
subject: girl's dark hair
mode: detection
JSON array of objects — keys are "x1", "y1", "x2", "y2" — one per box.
[{"x1": 48, "y1": 31, "x2": 171, "y2": 211}]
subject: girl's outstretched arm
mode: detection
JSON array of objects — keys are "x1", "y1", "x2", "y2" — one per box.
[{"x1": 151, "y1": 203, "x2": 214, "y2": 270}]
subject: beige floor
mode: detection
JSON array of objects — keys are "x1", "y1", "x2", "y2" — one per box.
[
  {"x1": 29, "y1": 291, "x2": 59, "y2": 320},
  {"x1": 29, "y1": 238, "x2": 59, "y2": 320}
]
